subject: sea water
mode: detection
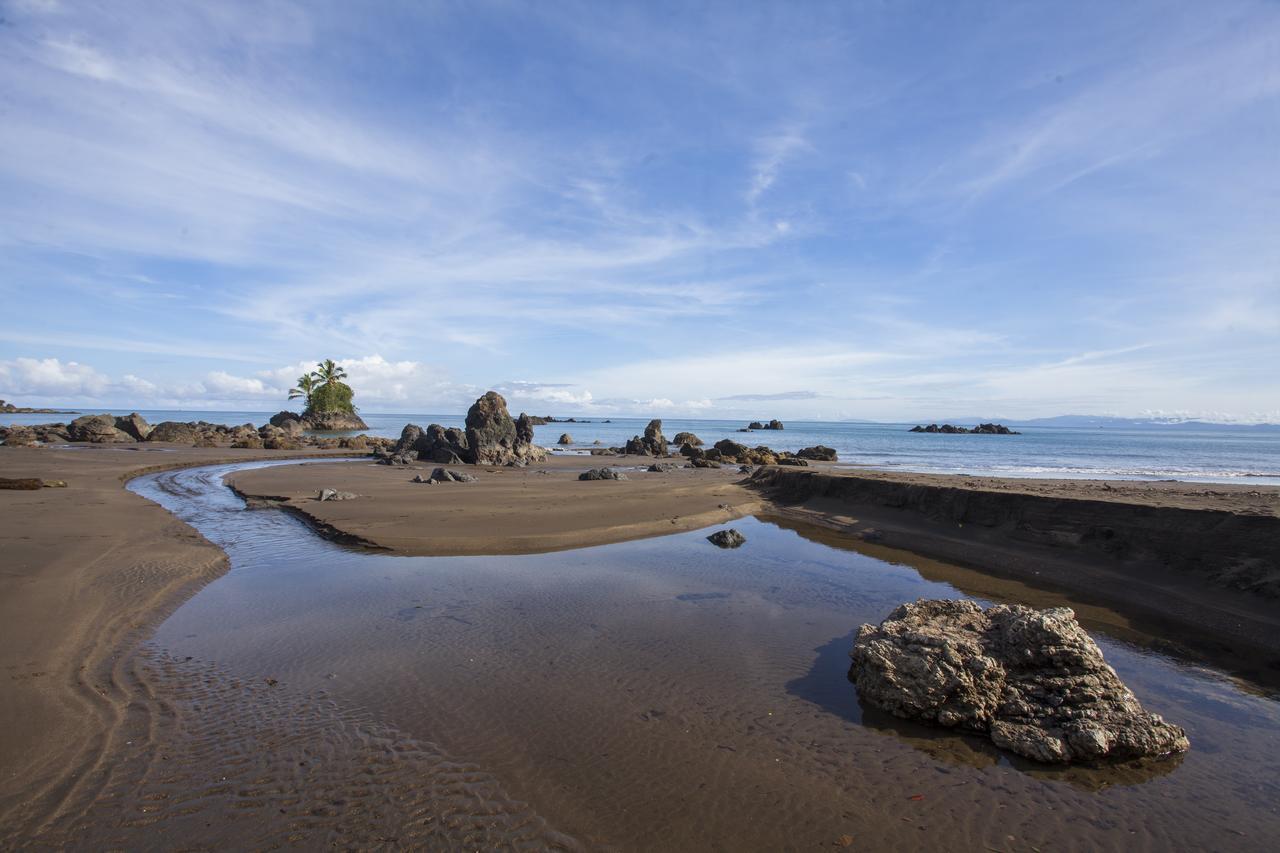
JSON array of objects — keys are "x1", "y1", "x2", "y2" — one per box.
[{"x1": 6, "y1": 409, "x2": 1280, "y2": 484}]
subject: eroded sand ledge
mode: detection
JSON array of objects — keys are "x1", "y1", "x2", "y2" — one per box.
[{"x1": 750, "y1": 466, "x2": 1280, "y2": 671}]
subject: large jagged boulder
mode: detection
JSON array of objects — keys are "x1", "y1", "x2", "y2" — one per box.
[
  {"x1": 713, "y1": 439, "x2": 750, "y2": 460},
  {"x1": 1, "y1": 426, "x2": 38, "y2": 447},
  {"x1": 302, "y1": 410, "x2": 369, "y2": 431},
  {"x1": 464, "y1": 392, "x2": 546, "y2": 466},
  {"x1": 796, "y1": 445, "x2": 837, "y2": 461},
  {"x1": 850, "y1": 599, "x2": 1190, "y2": 764},
  {"x1": 147, "y1": 421, "x2": 198, "y2": 444},
  {"x1": 114, "y1": 413, "x2": 152, "y2": 441},
  {"x1": 673, "y1": 431, "x2": 702, "y2": 447},
  {"x1": 269, "y1": 410, "x2": 302, "y2": 428},
  {"x1": 67, "y1": 414, "x2": 133, "y2": 443},
  {"x1": 389, "y1": 422, "x2": 471, "y2": 464},
  {"x1": 624, "y1": 419, "x2": 668, "y2": 456}
]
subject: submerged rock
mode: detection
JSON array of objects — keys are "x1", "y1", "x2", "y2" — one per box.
[
  {"x1": 579, "y1": 467, "x2": 627, "y2": 481},
  {"x1": 849, "y1": 599, "x2": 1190, "y2": 764},
  {"x1": 707, "y1": 528, "x2": 746, "y2": 548}
]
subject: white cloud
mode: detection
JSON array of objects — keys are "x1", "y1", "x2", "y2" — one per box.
[{"x1": 0, "y1": 357, "x2": 110, "y2": 397}]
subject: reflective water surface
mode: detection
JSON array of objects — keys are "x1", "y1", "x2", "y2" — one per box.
[{"x1": 121, "y1": 461, "x2": 1280, "y2": 850}]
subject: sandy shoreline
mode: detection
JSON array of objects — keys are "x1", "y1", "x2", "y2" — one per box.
[
  {"x1": 0, "y1": 444, "x2": 354, "y2": 838},
  {"x1": 3, "y1": 444, "x2": 1280, "y2": 844}
]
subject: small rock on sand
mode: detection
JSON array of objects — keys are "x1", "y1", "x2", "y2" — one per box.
[
  {"x1": 318, "y1": 488, "x2": 358, "y2": 501},
  {"x1": 580, "y1": 468, "x2": 627, "y2": 481}
]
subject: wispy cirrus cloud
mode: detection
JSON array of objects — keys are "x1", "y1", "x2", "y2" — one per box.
[{"x1": 0, "y1": 1, "x2": 1277, "y2": 421}]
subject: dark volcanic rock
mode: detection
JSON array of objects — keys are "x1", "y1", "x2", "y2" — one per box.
[
  {"x1": 558, "y1": 433, "x2": 574, "y2": 445},
  {"x1": 147, "y1": 421, "x2": 198, "y2": 444},
  {"x1": 303, "y1": 411, "x2": 369, "y2": 431},
  {"x1": 764, "y1": 419, "x2": 784, "y2": 430},
  {"x1": 850, "y1": 599, "x2": 1190, "y2": 764},
  {"x1": 775, "y1": 457, "x2": 809, "y2": 466},
  {"x1": 672, "y1": 432, "x2": 703, "y2": 447},
  {"x1": 579, "y1": 467, "x2": 627, "y2": 481},
  {"x1": 415, "y1": 467, "x2": 478, "y2": 484},
  {"x1": 648, "y1": 462, "x2": 678, "y2": 472},
  {"x1": 68, "y1": 414, "x2": 133, "y2": 443},
  {"x1": 269, "y1": 410, "x2": 302, "y2": 428},
  {"x1": 910, "y1": 423, "x2": 1020, "y2": 435},
  {"x1": 0, "y1": 477, "x2": 44, "y2": 489},
  {"x1": 747, "y1": 421, "x2": 764, "y2": 430},
  {"x1": 707, "y1": 528, "x2": 746, "y2": 548},
  {"x1": 624, "y1": 419, "x2": 668, "y2": 456},
  {"x1": 1, "y1": 426, "x2": 38, "y2": 447},
  {"x1": 465, "y1": 392, "x2": 546, "y2": 467},
  {"x1": 114, "y1": 413, "x2": 152, "y2": 441},
  {"x1": 796, "y1": 445, "x2": 838, "y2": 462}
]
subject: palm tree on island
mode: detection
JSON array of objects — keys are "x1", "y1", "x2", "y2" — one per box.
[
  {"x1": 275, "y1": 358, "x2": 368, "y2": 432},
  {"x1": 287, "y1": 373, "x2": 319, "y2": 408},
  {"x1": 314, "y1": 358, "x2": 347, "y2": 387}
]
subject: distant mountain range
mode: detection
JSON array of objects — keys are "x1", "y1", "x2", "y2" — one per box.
[{"x1": 934, "y1": 415, "x2": 1280, "y2": 430}]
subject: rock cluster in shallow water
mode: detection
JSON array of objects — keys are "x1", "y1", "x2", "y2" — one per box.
[{"x1": 849, "y1": 599, "x2": 1190, "y2": 763}]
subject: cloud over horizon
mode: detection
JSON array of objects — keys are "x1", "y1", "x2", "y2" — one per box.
[{"x1": 1, "y1": 1, "x2": 1277, "y2": 422}]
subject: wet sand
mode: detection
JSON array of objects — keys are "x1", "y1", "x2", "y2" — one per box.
[
  {"x1": 0, "y1": 444, "x2": 352, "y2": 837},
  {"x1": 3, "y1": 446, "x2": 1280, "y2": 849},
  {"x1": 226, "y1": 454, "x2": 764, "y2": 555}
]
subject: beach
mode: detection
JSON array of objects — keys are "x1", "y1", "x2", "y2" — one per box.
[{"x1": 3, "y1": 442, "x2": 1280, "y2": 848}]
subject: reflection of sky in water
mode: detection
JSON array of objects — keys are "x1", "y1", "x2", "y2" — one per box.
[{"x1": 131, "y1": 461, "x2": 1280, "y2": 847}]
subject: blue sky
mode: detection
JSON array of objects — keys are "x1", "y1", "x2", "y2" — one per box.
[{"x1": 1, "y1": 0, "x2": 1277, "y2": 421}]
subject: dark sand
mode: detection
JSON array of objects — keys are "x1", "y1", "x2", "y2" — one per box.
[
  {"x1": 3, "y1": 446, "x2": 1280, "y2": 849},
  {"x1": 227, "y1": 454, "x2": 764, "y2": 555},
  {"x1": 0, "y1": 444, "x2": 352, "y2": 837}
]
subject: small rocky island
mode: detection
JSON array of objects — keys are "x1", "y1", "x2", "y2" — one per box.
[
  {"x1": 909, "y1": 422, "x2": 1020, "y2": 434},
  {"x1": 0, "y1": 399, "x2": 78, "y2": 414},
  {"x1": 272, "y1": 359, "x2": 369, "y2": 431},
  {"x1": 747, "y1": 419, "x2": 785, "y2": 431},
  {"x1": 850, "y1": 599, "x2": 1189, "y2": 764}
]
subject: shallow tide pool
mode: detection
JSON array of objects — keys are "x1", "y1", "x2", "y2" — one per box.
[{"x1": 120, "y1": 461, "x2": 1280, "y2": 851}]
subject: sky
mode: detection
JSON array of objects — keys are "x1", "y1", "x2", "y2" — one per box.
[{"x1": 1, "y1": 0, "x2": 1278, "y2": 422}]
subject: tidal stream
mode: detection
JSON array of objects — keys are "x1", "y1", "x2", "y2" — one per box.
[{"x1": 99, "y1": 460, "x2": 1280, "y2": 850}]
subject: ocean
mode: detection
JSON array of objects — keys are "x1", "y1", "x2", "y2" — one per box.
[{"x1": 5, "y1": 409, "x2": 1279, "y2": 485}]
